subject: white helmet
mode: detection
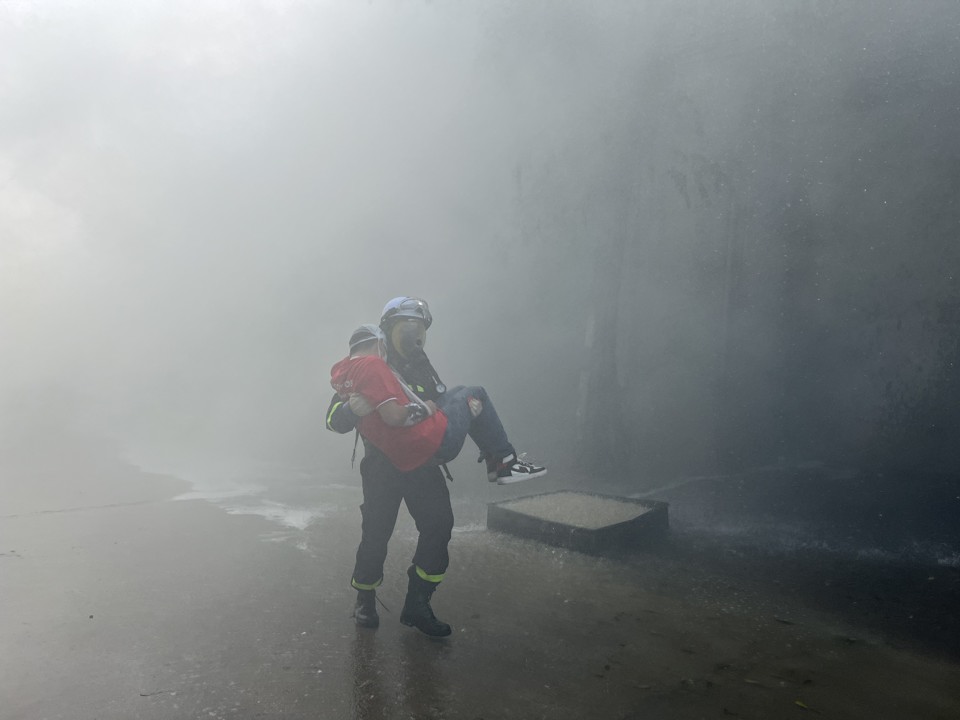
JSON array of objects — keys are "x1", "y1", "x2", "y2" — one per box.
[{"x1": 379, "y1": 296, "x2": 433, "y2": 330}]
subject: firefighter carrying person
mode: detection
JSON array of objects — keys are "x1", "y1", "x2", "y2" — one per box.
[
  {"x1": 330, "y1": 325, "x2": 547, "y2": 481},
  {"x1": 325, "y1": 297, "x2": 545, "y2": 637}
]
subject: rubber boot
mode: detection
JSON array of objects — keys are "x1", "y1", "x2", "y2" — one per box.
[
  {"x1": 399, "y1": 566, "x2": 451, "y2": 637},
  {"x1": 354, "y1": 589, "x2": 379, "y2": 628}
]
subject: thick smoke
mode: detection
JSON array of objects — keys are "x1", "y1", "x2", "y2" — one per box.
[{"x1": 3, "y1": 1, "x2": 959, "y2": 484}]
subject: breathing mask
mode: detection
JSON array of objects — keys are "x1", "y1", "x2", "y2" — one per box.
[{"x1": 389, "y1": 318, "x2": 427, "y2": 359}]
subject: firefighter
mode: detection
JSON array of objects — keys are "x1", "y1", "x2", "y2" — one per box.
[{"x1": 326, "y1": 297, "x2": 453, "y2": 637}]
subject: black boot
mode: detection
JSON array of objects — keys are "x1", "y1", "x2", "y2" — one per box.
[
  {"x1": 400, "y1": 566, "x2": 451, "y2": 637},
  {"x1": 354, "y1": 589, "x2": 379, "y2": 628}
]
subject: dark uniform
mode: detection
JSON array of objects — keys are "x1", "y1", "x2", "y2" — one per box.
[{"x1": 326, "y1": 355, "x2": 454, "y2": 591}]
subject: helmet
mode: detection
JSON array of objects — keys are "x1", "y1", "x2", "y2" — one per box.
[
  {"x1": 348, "y1": 323, "x2": 384, "y2": 353},
  {"x1": 379, "y1": 296, "x2": 432, "y2": 330}
]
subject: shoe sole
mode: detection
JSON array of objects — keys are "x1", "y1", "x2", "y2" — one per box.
[{"x1": 496, "y1": 468, "x2": 547, "y2": 485}]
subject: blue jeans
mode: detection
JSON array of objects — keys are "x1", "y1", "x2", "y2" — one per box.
[{"x1": 431, "y1": 386, "x2": 514, "y2": 465}]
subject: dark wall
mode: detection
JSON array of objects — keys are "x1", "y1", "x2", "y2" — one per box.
[{"x1": 500, "y1": 2, "x2": 960, "y2": 479}]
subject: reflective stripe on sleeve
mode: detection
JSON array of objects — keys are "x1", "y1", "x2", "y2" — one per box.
[{"x1": 327, "y1": 400, "x2": 344, "y2": 429}]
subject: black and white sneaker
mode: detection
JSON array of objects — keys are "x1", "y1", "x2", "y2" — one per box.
[{"x1": 488, "y1": 452, "x2": 547, "y2": 484}]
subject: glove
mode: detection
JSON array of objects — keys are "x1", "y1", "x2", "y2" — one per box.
[
  {"x1": 347, "y1": 393, "x2": 374, "y2": 418},
  {"x1": 403, "y1": 402, "x2": 429, "y2": 425},
  {"x1": 467, "y1": 396, "x2": 483, "y2": 418}
]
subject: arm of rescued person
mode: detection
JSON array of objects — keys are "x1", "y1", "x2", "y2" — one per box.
[
  {"x1": 352, "y1": 357, "x2": 427, "y2": 427},
  {"x1": 350, "y1": 357, "x2": 411, "y2": 425},
  {"x1": 377, "y1": 399, "x2": 412, "y2": 427},
  {"x1": 347, "y1": 393, "x2": 374, "y2": 417}
]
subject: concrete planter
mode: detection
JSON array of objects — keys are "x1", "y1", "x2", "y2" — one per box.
[{"x1": 487, "y1": 490, "x2": 669, "y2": 555}]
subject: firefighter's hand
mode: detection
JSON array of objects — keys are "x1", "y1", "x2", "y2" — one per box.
[
  {"x1": 348, "y1": 393, "x2": 374, "y2": 418},
  {"x1": 424, "y1": 400, "x2": 438, "y2": 416}
]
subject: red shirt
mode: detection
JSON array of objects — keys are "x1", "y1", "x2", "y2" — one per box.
[{"x1": 330, "y1": 355, "x2": 447, "y2": 472}]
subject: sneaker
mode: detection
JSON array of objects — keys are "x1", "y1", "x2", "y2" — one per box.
[{"x1": 488, "y1": 452, "x2": 547, "y2": 484}]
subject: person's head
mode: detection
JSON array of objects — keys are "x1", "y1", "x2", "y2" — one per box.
[
  {"x1": 379, "y1": 296, "x2": 432, "y2": 359},
  {"x1": 348, "y1": 323, "x2": 385, "y2": 358}
]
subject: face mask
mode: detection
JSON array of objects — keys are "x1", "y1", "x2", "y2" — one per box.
[{"x1": 390, "y1": 319, "x2": 426, "y2": 359}]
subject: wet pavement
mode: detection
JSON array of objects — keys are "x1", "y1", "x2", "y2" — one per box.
[{"x1": 2, "y1": 455, "x2": 960, "y2": 719}]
